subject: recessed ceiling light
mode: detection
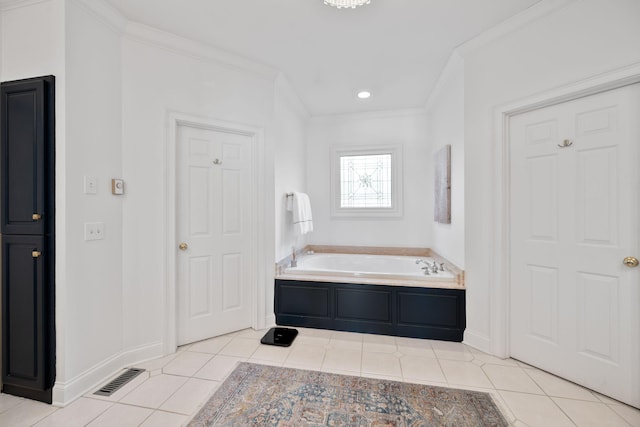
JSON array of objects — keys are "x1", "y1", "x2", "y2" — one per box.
[{"x1": 357, "y1": 91, "x2": 371, "y2": 99}]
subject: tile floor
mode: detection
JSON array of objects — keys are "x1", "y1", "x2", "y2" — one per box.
[{"x1": 0, "y1": 327, "x2": 639, "y2": 426}]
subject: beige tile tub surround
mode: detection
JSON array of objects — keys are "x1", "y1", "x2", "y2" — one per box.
[{"x1": 275, "y1": 245, "x2": 465, "y2": 289}]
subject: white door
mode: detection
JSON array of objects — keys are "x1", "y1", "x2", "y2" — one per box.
[
  {"x1": 510, "y1": 84, "x2": 640, "y2": 407},
  {"x1": 177, "y1": 125, "x2": 253, "y2": 345}
]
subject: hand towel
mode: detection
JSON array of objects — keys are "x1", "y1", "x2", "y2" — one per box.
[{"x1": 292, "y1": 192, "x2": 313, "y2": 235}]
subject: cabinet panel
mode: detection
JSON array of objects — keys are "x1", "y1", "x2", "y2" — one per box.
[
  {"x1": 336, "y1": 288, "x2": 391, "y2": 322},
  {"x1": 1, "y1": 77, "x2": 54, "y2": 236},
  {"x1": 277, "y1": 284, "x2": 330, "y2": 318},
  {"x1": 397, "y1": 292, "x2": 461, "y2": 328},
  {"x1": 1, "y1": 235, "x2": 53, "y2": 392}
]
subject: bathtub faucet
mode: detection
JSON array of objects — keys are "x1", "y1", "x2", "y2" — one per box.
[
  {"x1": 416, "y1": 259, "x2": 432, "y2": 275},
  {"x1": 431, "y1": 262, "x2": 439, "y2": 274}
]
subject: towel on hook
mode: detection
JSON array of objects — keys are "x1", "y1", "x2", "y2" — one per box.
[{"x1": 289, "y1": 192, "x2": 313, "y2": 235}]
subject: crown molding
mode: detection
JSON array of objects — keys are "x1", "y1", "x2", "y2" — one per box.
[
  {"x1": 456, "y1": 0, "x2": 577, "y2": 56},
  {"x1": 68, "y1": 0, "x2": 126, "y2": 35},
  {"x1": 311, "y1": 107, "x2": 427, "y2": 123},
  {"x1": 124, "y1": 22, "x2": 280, "y2": 82},
  {"x1": 0, "y1": 0, "x2": 51, "y2": 12}
]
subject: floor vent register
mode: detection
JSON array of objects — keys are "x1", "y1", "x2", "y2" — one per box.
[{"x1": 93, "y1": 368, "x2": 145, "y2": 396}]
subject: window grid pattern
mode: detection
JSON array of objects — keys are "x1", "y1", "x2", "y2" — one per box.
[{"x1": 340, "y1": 154, "x2": 392, "y2": 208}]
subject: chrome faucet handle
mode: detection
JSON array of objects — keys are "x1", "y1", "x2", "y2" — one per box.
[
  {"x1": 422, "y1": 267, "x2": 431, "y2": 275},
  {"x1": 439, "y1": 263, "x2": 445, "y2": 272}
]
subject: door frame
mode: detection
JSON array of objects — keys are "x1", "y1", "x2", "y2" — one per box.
[
  {"x1": 490, "y1": 63, "x2": 640, "y2": 359},
  {"x1": 163, "y1": 111, "x2": 266, "y2": 354}
]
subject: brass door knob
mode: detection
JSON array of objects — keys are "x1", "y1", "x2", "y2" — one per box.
[
  {"x1": 623, "y1": 257, "x2": 639, "y2": 268},
  {"x1": 32, "y1": 213, "x2": 42, "y2": 220},
  {"x1": 32, "y1": 250, "x2": 41, "y2": 258},
  {"x1": 179, "y1": 243, "x2": 188, "y2": 251}
]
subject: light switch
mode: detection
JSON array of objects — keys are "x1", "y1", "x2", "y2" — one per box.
[{"x1": 84, "y1": 176, "x2": 97, "y2": 194}]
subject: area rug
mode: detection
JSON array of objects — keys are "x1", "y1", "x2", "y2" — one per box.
[{"x1": 188, "y1": 362, "x2": 508, "y2": 426}]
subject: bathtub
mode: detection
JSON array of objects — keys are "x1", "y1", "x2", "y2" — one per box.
[
  {"x1": 274, "y1": 247, "x2": 466, "y2": 342},
  {"x1": 285, "y1": 252, "x2": 459, "y2": 285}
]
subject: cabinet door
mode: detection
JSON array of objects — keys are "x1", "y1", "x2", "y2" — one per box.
[
  {"x1": 1, "y1": 235, "x2": 53, "y2": 392},
  {"x1": 1, "y1": 77, "x2": 54, "y2": 236}
]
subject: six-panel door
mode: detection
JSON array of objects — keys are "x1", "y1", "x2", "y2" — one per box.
[
  {"x1": 509, "y1": 84, "x2": 640, "y2": 407},
  {"x1": 176, "y1": 124, "x2": 253, "y2": 345}
]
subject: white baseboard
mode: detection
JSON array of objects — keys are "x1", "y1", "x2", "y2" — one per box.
[
  {"x1": 463, "y1": 329, "x2": 493, "y2": 355},
  {"x1": 52, "y1": 342, "x2": 163, "y2": 407}
]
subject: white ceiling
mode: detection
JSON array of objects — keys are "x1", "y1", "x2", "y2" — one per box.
[{"x1": 107, "y1": 0, "x2": 540, "y2": 116}]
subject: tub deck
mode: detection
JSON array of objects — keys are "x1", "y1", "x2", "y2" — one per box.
[{"x1": 275, "y1": 245, "x2": 465, "y2": 290}]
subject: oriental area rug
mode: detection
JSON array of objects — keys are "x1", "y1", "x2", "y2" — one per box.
[{"x1": 188, "y1": 362, "x2": 508, "y2": 427}]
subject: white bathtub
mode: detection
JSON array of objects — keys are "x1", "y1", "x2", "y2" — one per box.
[{"x1": 284, "y1": 252, "x2": 457, "y2": 284}]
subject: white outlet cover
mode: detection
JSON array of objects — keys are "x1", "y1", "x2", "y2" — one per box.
[{"x1": 84, "y1": 222, "x2": 105, "y2": 241}]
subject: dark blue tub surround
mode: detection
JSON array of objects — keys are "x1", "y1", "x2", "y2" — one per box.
[{"x1": 275, "y1": 278, "x2": 465, "y2": 342}]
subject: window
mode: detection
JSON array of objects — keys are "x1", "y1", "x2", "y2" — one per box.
[{"x1": 331, "y1": 145, "x2": 403, "y2": 217}]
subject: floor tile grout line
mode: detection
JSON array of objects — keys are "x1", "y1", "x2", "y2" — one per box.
[
  {"x1": 547, "y1": 396, "x2": 580, "y2": 427},
  {"x1": 521, "y1": 365, "x2": 623, "y2": 405},
  {"x1": 82, "y1": 394, "x2": 196, "y2": 416},
  {"x1": 550, "y1": 395, "x2": 635, "y2": 427}
]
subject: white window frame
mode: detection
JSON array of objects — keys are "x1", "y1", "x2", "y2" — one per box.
[{"x1": 330, "y1": 144, "x2": 403, "y2": 218}]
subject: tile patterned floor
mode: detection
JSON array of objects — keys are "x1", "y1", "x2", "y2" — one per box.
[{"x1": 0, "y1": 327, "x2": 638, "y2": 426}]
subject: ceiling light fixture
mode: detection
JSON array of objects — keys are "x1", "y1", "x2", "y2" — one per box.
[
  {"x1": 324, "y1": 0, "x2": 371, "y2": 9},
  {"x1": 357, "y1": 91, "x2": 371, "y2": 99}
]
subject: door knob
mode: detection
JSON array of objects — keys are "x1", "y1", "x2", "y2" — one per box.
[
  {"x1": 32, "y1": 250, "x2": 41, "y2": 258},
  {"x1": 179, "y1": 243, "x2": 188, "y2": 251},
  {"x1": 623, "y1": 257, "x2": 639, "y2": 268},
  {"x1": 32, "y1": 213, "x2": 42, "y2": 220}
]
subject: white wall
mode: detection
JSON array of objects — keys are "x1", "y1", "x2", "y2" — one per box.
[
  {"x1": 462, "y1": 0, "x2": 640, "y2": 352},
  {"x1": 62, "y1": 0, "x2": 124, "y2": 388},
  {"x1": 121, "y1": 26, "x2": 279, "y2": 352},
  {"x1": 426, "y1": 54, "x2": 465, "y2": 268},
  {"x1": 273, "y1": 75, "x2": 309, "y2": 262},
  {"x1": 1, "y1": 0, "x2": 69, "y2": 397},
  {"x1": 0, "y1": 0, "x2": 128, "y2": 404},
  {"x1": 306, "y1": 110, "x2": 430, "y2": 248}
]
